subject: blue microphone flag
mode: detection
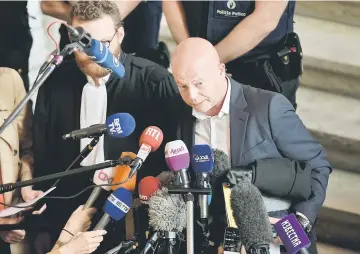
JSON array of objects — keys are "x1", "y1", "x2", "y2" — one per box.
[
  {"x1": 103, "y1": 187, "x2": 133, "y2": 221},
  {"x1": 191, "y1": 144, "x2": 214, "y2": 173},
  {"x1": 106, "y1": 113, "x2": 136, "y2": 138}
]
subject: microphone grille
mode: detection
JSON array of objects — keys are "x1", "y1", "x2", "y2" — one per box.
[
  {"x1": 230, "y1": 181, "x2": 273, "y2": 250},
  {"x1": 212, "y1": 149, "x2": 231, "y2": 179}
]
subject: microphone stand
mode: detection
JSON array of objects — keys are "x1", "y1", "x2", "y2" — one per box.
[
  {"x1": 164, "y1": 231, "x2": 176, "y2": 254},
  {"x1": 0, "y1": 41, "x2": 89, "y2": 136},
  {"x1": 0, "y1": 158, "x2": 129, "y2": 194}
]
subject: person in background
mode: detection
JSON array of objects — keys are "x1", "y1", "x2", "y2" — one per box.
[
  {"x1": 163, "y1": 0, "x2": 302, "y2": 109},
  {"x1": 40, "y1": 0, "x2": 170, "y2": 68},
  {"x1": 0, "y1": 67, "x2": 46, "y2": 254},
  {"x1": 0, "y1": 1, "x2": 33, "y2": 91}
]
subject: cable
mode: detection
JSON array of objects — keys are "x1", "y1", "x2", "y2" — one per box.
[
  {"x1": 0, "y1": 178, "x2": 130, "y2": 208},
  {"x1": 46, "y1": 21, "x2": 62, "y2": 52}
]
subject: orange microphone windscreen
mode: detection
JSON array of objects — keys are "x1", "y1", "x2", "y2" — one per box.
[
  {"x1": 112, "y1": 152, "x2": 137, "y2": 192},
  {"x1": 138, "y1": 176, "x2": 161, "y2": 201},
  {"x1": 139, "y1": 126, "x2": 163, "y2": 152}
]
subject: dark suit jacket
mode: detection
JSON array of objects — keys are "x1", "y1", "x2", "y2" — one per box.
[{"x1": 180, "y1": 77, "x2": 331, "y2": 224}]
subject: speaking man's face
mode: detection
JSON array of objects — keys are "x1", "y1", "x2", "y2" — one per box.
[{"x1": 71, "y1": 15, "x2": 124, "y2": 78}]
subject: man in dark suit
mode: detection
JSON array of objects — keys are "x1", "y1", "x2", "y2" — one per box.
[{"x1": 171, "y1": 38, "x2": 331, "y2": 254}]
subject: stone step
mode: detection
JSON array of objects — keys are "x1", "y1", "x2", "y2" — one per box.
[
  {"x1": 296, "y1": 87, "x2": 360, "y2": 174},
  {"x1": 294, "y1": 15, "x2": 360, "y2": 99},
  {"x1": 295, "y1": 1, "x2": 360, "y2": 27},
  {"x1": 317, "y1": 169, "x2": 360, "y2": 251}
]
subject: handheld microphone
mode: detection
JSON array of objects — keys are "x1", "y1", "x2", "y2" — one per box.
[
  {"x1": 191, "y1": 144, "x2": 214, "y2": 219},
  {"x1": 230, "y1": 181, "x2": 273, "y2": 254},
  {"x1": 165, "y1": 140, "x2": 190, "y2": 188},
  {"x1": 148, "y1": 187, "x2": 186, "y2": 233},
  {"x1": 138, "y1": 176, "x2": 161, "y2": 203},
  {"x1": 65, "y1": 24, "x2": 125, "y2": 78},
  {"x1": 112, "y1": 152, "x2": 137, "y2": 192},
  {"x1": 128, "y1": 126, "x2": 163, "y2": 179},
  {"x1": 273, "y1": 214, "x2": 311, "y2": 254},
  {"x1": 94, "y1": 187, "x2": 133, "y2": 230},
  {"x1": 62, "y1": 113, "x2": 136, "y2": 140},
  {"x1": 83, "y1": 152, "x2": 136, "y2": 209},
  {"x1": 140, "y1": 231, "x2": 159, "y2": 254}
]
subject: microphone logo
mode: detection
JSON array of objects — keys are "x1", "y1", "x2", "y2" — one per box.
[
  {"x1": 193, "y1": 154, "x2": 210, "y2": 162},
  {"x1": 145, "y1": 127, "x2": 162, "y2": 141},
  {"x1": 108, "y1": 118, "x2": 123, "y2": 135},
  {"x1": 108, "y1": 194, "x2": 130, "y2": 213},
  {"x1": 169, "y1": 146, "x2": 185, "y2": 156}
]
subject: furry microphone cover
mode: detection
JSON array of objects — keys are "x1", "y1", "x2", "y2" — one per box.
[
  {"x1": 148, "y1": 187, "x2": 186, "y2": 232},
  {"x1": 230, "y1": 181, "x2": 273, "y2": 250}
]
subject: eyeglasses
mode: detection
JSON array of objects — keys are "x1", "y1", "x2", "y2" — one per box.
[{"x1": 101, "y1": 31, "x2": 117, "y2": 48}]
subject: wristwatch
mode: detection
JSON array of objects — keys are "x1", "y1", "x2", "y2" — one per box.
[{"x1": 295, "y1": 212, "x2": 313, "y2": 234}]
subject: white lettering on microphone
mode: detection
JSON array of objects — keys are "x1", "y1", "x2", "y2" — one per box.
[
  {"x1": 108, "y1": 194, "x2": 130, "y2": 213},
  {"x1": 193, "y1": 154, "x2": 210, "y2": 162},
  {"x1": 170, "y1": 146, "x2": 184, "y2": 155},
  {"x1": 109, "y1": 118, "x2": 123, "y2": 134},
  {"x1": 281, "y1": 220, "x2": 302, "y2": 248},
  {"x1": 137, "y1": 143, "x2": 152, "y2": 161},
  {"x1": 145, "y1": 127, "x2": 161, "y2": 141},
  {"x1": 139, "y1": 194, "x2": 148, "y2": 201}
]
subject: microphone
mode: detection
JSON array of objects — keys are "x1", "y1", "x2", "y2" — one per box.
[
  {"x1": 94, "y1": 187, "x2": 133, "y2": 230},
  {"x1": 191, "y1": 144, "x2": 214, "y2": 219},
  {"x1": 83, "y1": 152, "x2": 136, "y2": 209},
  {"x1": 62, "y1": 113, "x2": 136, "y2": 140},
  {"x1": 140, "y1": 231, "x2": 159, "y2": 254},
  {"x1": 156, "y1": 171, "x2": 176, "y2": 188},
  {"x1": 65, "y1": 24, "x2": 125, "y2": 78},
  {"x1": 112, "y1": 152, "x2": 137, "y2": 192},
  {"x1": 165, "y1": 140, "x2": 190, "y2": 188},
  {"x1": 230, "y1": 181, "x2": 273, "y2": 254},
  {"x1": 273, "y1": 214, "x2": 311, "y2": 254},
  {"x1": 138, "y1": 176, "x2": 161, "y2": 203},
  {"x1": 148, "y1": 187, "x2": 186, "y2": 233},
  {"x1": 128, "y1": 126, "x2": 164, "y2": 179},
  {"x1": 212, "y1": 149, "x2": 231, "y2": 185}
]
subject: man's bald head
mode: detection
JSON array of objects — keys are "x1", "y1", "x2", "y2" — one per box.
[
  {"x1": 172, "y1": 38, "x2": 220, "y2": 75},
  {"x1": 171, "y1": 38, "x2": 228, "y2": 115}
]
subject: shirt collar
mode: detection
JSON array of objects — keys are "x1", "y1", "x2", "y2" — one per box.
[{"x1": 192, "y1": 76, "x2": 231, "y2": 120}]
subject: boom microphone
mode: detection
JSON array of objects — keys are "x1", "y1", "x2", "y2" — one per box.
[
  {"x1": 138, "y1": 176, "x2": 161, "y2": 203},
  {"x1": 128, "y1": 126, "x2": 164, "y2": 179},
  {"x1": 148, "y1": 187, "x2": 186, "y2": 232},
  {"x1": 94, "y1": 187, "x2": 133, "y2": 230},
  {"x1": 230, "y1": 181, "x2": 273, "y2": 253},
  {"x1": 274, "y1": 214, "x2": 311, "y2": 254},
  {"x1": 62, "y1": 113, "x2": 135, "y2": 140},
  {"x1": 165, "y1": 140, "x2": 190, "y2": 188},
  {"x1": 212, "y1": 149, "x2": 230, "y2": 185},
  {"x1": 156, "y1": 171, "x2": 176, "y2": 188}
]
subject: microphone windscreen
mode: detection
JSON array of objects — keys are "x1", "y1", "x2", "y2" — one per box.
[
  {"x1": 106, "y1": 113, "x2": 136, "y2": 138},
  {"x1": 274, "y1": 214, "x2": 311, "y2": 253},
  {"x1": 230, "y1": 181, "x2": 273, "y2": 250},
  {"x1": 191, "y1": 144, "x2": 214, "y2": 173},
  {"x1": 104, "y1": 187, "x2": 133, "y2": 221},
  {"x1": 138, "y1": 176, "x2": 161, "y2": 202},
  {"x1": 112, "y1": 152, "x2": 137, "y2": 192},
  {"x1": 164, "y1": 140, "x2": 190, "y2": 171},
  {"x1": 148, "y1": 188, "x2": 186, "y2": 232},
  {"x1": 156, "y1": 171, "x2": 176, "y2": 188},
  {"x1": 139, "y1": 126, "x2": 163, "y2": 151},
  {"x1": 212, "y1": 149, "x2": 231, "y2": 179},
  {"x1": 84, "y1": 39, "x2": 125, "y2": 78}
]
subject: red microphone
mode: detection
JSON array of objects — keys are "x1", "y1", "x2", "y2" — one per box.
[
  {"x1": 128, "y1": 126, "x2": 163, "y2": 179},
  {"x1": 138, "y1": 176, "x2": 161, "y2": 203}
]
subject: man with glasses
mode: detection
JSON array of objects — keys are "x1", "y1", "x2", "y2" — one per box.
[{"x1": 32, "y1": 1, "x2": 185, "y2": 253}]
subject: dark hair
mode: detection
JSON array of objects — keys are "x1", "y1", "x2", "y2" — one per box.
[{"x1": 71, "y1": 1, "x2": 123, "y2": 29}]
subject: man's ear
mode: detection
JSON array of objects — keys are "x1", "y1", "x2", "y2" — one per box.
[
  {"x1": 116, "y1": 26, "x2": 125, "y2": 45},
  {"x1": 219, "y1": 63, "x2": 226, "y2": 75}
]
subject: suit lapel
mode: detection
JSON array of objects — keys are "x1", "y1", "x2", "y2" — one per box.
[{"x1": 230, "y1": 79, "x2": 249, "y2": 167}]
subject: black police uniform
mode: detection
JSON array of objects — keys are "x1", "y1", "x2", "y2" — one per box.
[
  {"x1": 0, "y1": 1, "x2": 33, "y2": 92},
  {"x1": 182, "y1": 1, "x2": 302, "y2": 109}
]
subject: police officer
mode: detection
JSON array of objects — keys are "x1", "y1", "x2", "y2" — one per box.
[
  {"x1": 163, "y1": 0, "x2": 302, "y2": 108},
  {"x1": 0, "y1": 1, "x2": 33, "y2": 92}
]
